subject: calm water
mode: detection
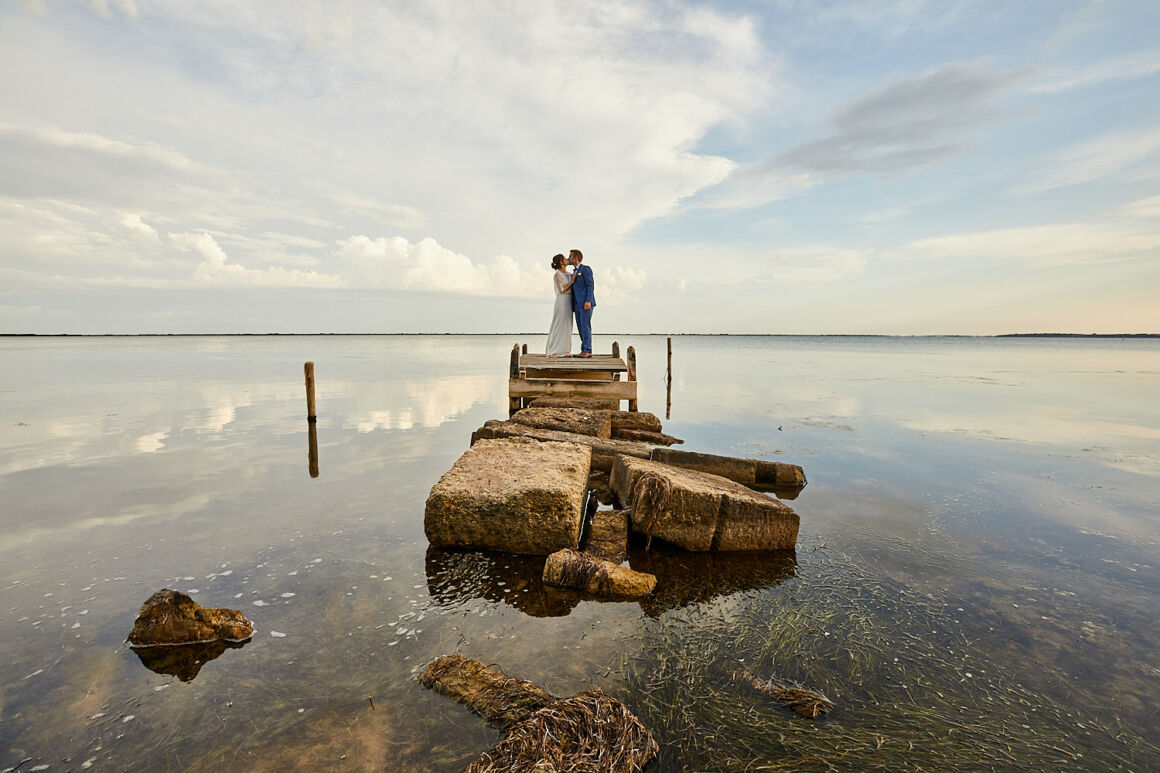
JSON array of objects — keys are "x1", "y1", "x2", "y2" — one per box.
[{"x1": 1, "y1": 335, "x2": 1158, "y2": 771}]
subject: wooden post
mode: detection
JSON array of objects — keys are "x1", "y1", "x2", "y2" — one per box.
[
  {"x1": 308, "y1": 420, "x2": 319, "y2": 478},
  {"x1": 509, "y1": 344, "x2": 522, "y2": 415},
  {"x1": 304, "y1": 361, "x2": 317, "y2": 421},
  {"x1": 611, "y1": 341, "x2": 621, "y2": 380},
  {"x1": 522, "y1": 343, "x2": 528, "y2": 355},
  {"x1": 666, "y1": 337, "x2": 672, "y2": 382},
  {"x1": 626, "y1": 346, "x2": 638, "y2": 412}
]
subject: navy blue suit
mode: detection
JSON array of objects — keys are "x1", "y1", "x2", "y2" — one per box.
[{"x1": 570, "y1": 264, "x2": 595, "y2": 354}]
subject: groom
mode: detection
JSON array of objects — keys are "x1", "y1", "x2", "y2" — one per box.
[{"x1": 568, "y1": 249, "x2": 595, "y2": 357}]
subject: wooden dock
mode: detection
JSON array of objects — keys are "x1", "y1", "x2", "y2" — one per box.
[{"x1": 509, "y1": 342, "x2": 638, "y2": 414}]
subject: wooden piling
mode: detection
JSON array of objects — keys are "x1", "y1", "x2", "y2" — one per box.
[
  {"x1": 509, "y1": 344, "x2": 522, "y2": 415},
  {"x1": 308, "y1": 420, "x2": 319, "y2": 478},
  {"x1": 666, "y1": 338, "x2": 672, "y2": 419},
  {"x1": 626, "y1": 346, "x2": 638, "y2": 412},
  {"x1": 522, "y1": 343, "x2": 528, "y2": 355},
  {"x1": 304, "y1": 361, "x2": 317, "y2": 421},
  {"x1": 612, "y1": 341, "x2": 621, "y2": 380}
]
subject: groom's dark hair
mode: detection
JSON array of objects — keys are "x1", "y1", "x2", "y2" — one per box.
[{"x1": 569, "y1": 249, "x2": 583, "y2": 263}]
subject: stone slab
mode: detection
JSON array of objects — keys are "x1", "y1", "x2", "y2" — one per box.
[
  {"x1": 583, "y1": 509, "x2": 629, "y2": 562},
  {"x1": 471, "y1": 420, "x2": 651, "y2": 472},
  {"x1": 425, "y1": 437, "x2": 590, "y2": 555},
  {"x1": 512, "y1": 407, "x2": 612, "y2": 438},
  {"x1": 611, "y1": 456, "x2": 799, "y2": 551},
  {"x1": 650, "y1": 448, "x2": 806, "y2": 491}
]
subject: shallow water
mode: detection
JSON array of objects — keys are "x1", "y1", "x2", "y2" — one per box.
[{"x1": 1, "y1": 334, "x2": 1158, "y2": 771}]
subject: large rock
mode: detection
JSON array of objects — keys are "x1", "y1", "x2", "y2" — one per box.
[
  {"x1": 127, "y1": 589, "x2": 254, "y2": 647},
  {"x1": 512, "y1": 407, "x2": 612, "y2": 438},
  {"x1": 543, "y1": 549, "x2": 656, "y2": 598},
  {"x1": 611, "y1": 456, "x2": 799, "y2": 551},
  {"x1": 649, "y1": 448, "x2": 806, "y2": 490},
  {"x1": 471, "y1": 420, "x2": 651, "y2": 472},
  {"x1": 425, "y1": 437, "x2": 590, "y2": 554}
]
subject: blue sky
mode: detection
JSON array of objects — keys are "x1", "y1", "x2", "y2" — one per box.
[{"x1": 1, "y1": 0, "x2": 1158, "y2": 334}]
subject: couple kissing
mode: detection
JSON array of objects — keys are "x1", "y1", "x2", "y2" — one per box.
[{"x1": 546, "y1": 249, "x2": 595, "y2": 358}]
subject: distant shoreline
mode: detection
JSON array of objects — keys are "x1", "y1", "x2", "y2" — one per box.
[{"x1": 2, "y1": 332, "x2": 1157, "y2": 339}]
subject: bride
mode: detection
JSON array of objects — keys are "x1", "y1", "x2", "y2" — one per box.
[{"x1": 546, "y1": 253, "x2": 576, "y2": 357}]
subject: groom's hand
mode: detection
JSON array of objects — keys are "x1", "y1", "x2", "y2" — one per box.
[{"x1": 584, "y1": 302, "x2": 591, "y2": 311}]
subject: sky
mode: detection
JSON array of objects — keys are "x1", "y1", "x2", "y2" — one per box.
[{"x1": 1, "y1": 0, "x2": 1158, "y2": 335}]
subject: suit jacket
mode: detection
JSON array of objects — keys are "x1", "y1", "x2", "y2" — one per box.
[{"x1": 570, "y1": 265, "x2": 596, "y2": 311}]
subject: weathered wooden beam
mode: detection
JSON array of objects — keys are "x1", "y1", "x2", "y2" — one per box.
[
  {"x1": 509, "y1": 378, "x2": 638, "y2": 400},
  {"x1": 509, "y1": 344, "x2": 522, "y2": 415}
]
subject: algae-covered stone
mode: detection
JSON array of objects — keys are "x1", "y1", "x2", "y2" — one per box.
[
  {"x1": 471, "y1": 420, "x2": 651, "y2": 472},
  {"x1": 543, "y1": 548, "x2": 655, "y2": 598},
  {"x1": 583, "y1": 509, "x2": 629, "y2": 562},
  {"x1": 425, "y1": 437, "x2": 590, "y2": 554},
  {"x1": 611, "y1": 456, "x2": 799, "y2": 551},
  {"x1": 127, "y1": 589, "x2": 254, "y2": 647},
  {"x1": 512, "y1": 407, "x2": 612, "y2": 438}
]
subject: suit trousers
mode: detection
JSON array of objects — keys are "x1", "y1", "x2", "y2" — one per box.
[{"x1": 575, "y1": 307, "x2": 593, "y2": 353}]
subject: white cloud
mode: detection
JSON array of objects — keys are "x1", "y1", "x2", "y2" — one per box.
[
  {"x1": 171, "y1": 232, "x2": 343, "y2": 287},
  {"x1": 1030, "y1": 49, "x2": 1160, "y2": 93},
  {"x1": 1014, "y1": 127, "x2": 1160, "y2": 194},
  {"x1": 120, "y1": 213, "x2": 160, "y2": 245},
  {"x1": 902, "y1": 196, "x2": 1160, "y2": 266},
  {"x1": 760, "y1": 245, "x2": 870, "y2": 283}
]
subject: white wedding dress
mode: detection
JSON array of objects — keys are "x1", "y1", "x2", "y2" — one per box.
[{"x1": 546, "y1": 269, "x2": 573, "y2": 357}]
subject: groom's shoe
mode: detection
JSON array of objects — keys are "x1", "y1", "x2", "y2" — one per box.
[{"x1": 578, "y1": 352, "x2": 592, "y2": 358}]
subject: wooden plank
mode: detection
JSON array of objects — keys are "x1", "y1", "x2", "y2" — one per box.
[
  {"x1": 524, "y1": 369, "x2": 613, "y2": 381},
  {"x1": 519, "y1": 357, "x2": 626, "y2": 372},
  {"x1": 509, "y1": 379, "x2": 638, "y2": 399}
]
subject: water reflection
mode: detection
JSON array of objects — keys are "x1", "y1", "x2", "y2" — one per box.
[
  {"x1": 425, "y1": 547, "x2": 580, "y2": 617},
  {"x1": 628, "y1": 545, "x2": 796, "y2": 617},
  {"x1": 131, "y1": 639, "x2": 251, "y2": 682},
  {"x1": 424, "y1": 544, "x2": 797, "y2": 619}
]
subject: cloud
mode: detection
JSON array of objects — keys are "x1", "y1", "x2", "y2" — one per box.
[
  {"x1": 171, "y1": 232, "x2": 343, "y2": 287},
  {"x1": 772, "y1": 63, "x2": 1025, "y2": 174},
  {"x1": 759, "y1": 245, "x2": 870, "y2": 283},
  {"x1": 902, "y1": 196, "x2": 1160, "y2": 266},
  {"x1": 120, "y1": 213, "x2": 160, "y2": 245},
  {"x1": 1030, "y1": 49, "x2": 1160, "y2": 93},
  {"x1": 1014, "y1": 127, "x2": 1160, "y2": 194}
]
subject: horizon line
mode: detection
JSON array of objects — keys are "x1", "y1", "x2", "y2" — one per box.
[{"x1": 2, "y1": 332, "x2": 1157, "y2": 338}]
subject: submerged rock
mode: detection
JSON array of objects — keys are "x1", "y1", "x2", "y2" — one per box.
[
  {"x1": 512, "y1": 407, "x2": 612, "y2": 438},
  {"x1": 611, "y1": 456, "x2": 800, "y2": 551},
  {"x1": 419, "y1": 654, "x2": 556, "y2": 730},
  {"x1": 543, "y1": 548, "x2": 656, "y2": 598},
  {"x1": 419, "y1": 655, "x2": 657, "y2": 773},
  {"x1": 425, "y1": 437, "x2": 591, "y2": 555},
  {"x1": 132, "y1": 639, "x2": 249, "y2": 682},
  {"x1": 127, "y1": 589, "x2": 253, "y2": 647}
]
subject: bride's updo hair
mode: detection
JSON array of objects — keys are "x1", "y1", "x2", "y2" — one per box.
[{"x1": 550, "y1": 254, "x2": 566, "y2": 270}]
